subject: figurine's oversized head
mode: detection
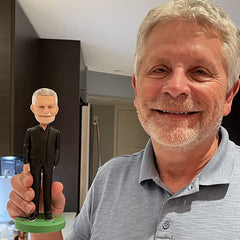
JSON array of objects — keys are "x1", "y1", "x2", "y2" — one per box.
[{"x1": 30, "y1": 88, "x2": 59, "y2": 128}]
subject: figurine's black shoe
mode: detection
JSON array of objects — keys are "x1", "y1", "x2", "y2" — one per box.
[
  {"x1": 28, "y1": 211, "x2": 38, "y2": 222},
  {"x1": 45, "y1": 212, "x2": 53, "y2": 221}
]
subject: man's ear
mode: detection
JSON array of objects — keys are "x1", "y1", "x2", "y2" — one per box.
[
  {"x1": 224, "y1": 79, "x2": 240, "y2": 116},
  {"x1": 132, "y1": 74, "x2": 138, "y2": 107},
  {"x1": 132, "y1": 74, "x2": 137, "y2": 96},
  {"x1": 55, "y1": 106, "x2": 59, "y2": 115},
  {"x1": 30, "y1": 104, "x2": 35, "y2": 113}
]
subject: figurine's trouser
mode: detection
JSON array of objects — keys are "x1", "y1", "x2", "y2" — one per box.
[{"x1": 30, "y1": 163, "x2": 53, "y2": 214}]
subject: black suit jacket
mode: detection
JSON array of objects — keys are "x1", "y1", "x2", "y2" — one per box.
[{"x1": 23, "y1": 125, "x2": 61, "y2": 167}]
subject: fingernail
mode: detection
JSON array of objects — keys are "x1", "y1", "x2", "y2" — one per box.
[{"x1": 24, "y1": 190, "x2": 33, "y2": 200}]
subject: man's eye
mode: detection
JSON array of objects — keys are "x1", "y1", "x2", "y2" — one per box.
[
  {"x1": 154, "y1": 68, "x2": 166, "y2": 73},
  {"x1": 147, "y1": 65, "x2": 170, "y2": 79},
  {"x1": 195, "y1": 69, "x2": 207, "y2": 75},
  {"x1": 190, "y1": 67, "x2": 214, "y2": 82}
]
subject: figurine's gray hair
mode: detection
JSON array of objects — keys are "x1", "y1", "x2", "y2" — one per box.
[
  {"x1": 32, "y1": 88, "x2": 58, "y2": 106},
  {"x1": 134, "y1": 0, "x2": 240, "y2": 91}
]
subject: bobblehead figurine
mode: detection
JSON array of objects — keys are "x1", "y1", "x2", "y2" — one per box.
[{"x1": 23, "y1": 88, "x2": 60, "y2": 222}]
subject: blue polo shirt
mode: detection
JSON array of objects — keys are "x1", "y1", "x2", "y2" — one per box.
[{"x1": 66, "y1": 127, "x2": 240, "y2": 239}]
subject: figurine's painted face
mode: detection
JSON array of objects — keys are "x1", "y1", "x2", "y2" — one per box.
[{"x1": 31, "y1": 95, "x2": 59, "y2": 129}]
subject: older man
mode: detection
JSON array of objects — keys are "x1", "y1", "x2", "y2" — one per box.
[{"x1": 7, "y1": 0, "x2": 240, "y2": 239}]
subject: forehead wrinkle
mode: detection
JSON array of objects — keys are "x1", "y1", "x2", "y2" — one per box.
[{"x1": 144, "y1": 39, "x2": 223, "y2": 70}]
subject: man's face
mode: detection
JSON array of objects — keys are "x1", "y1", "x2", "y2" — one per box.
[
  {"x1": 31, "y1": 95, "x2": 59, "y2": 127},
  {"x1": 133, "y1": 20, "x2": 239, "y2": 151}
]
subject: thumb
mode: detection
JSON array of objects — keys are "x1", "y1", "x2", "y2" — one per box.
[{"x1": 51, "y1": 182, "x2": 65, "y2": 215}]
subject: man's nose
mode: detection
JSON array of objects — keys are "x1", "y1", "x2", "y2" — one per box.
[
  {"x1": 42, "y1": 107, "x2": 50, "y2": 114},
  {"x1": 162, "y1": 69, "x2": 190, "y2": 97}
]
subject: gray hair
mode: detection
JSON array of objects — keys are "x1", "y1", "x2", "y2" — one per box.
[
  {"x1": 134, "y1": 0, "x2": 240, "y2": 91},
  {"x1": 32, "y1": 88, "x2": 58, "y2": 106}
]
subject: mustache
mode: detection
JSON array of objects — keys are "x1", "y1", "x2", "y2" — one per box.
[{"x1": 144, "y1": 94, "x2": 203, "y2": 111}]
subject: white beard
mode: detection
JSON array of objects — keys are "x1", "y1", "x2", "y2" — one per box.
[{"x1": 136, "y1": 93, "x2": 223, "y2": 151}]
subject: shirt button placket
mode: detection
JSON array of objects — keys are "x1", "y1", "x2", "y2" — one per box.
[
  {"x1": 155, "y1": 220, "x2": 171, "y2": 239},
  {"x1": 155, "y1": 198, "x2": 174, "y2": 239}
]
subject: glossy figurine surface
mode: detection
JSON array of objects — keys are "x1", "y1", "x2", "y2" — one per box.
[{"x1": 23, "y1": 88, "x2": 60, "y2": 222}]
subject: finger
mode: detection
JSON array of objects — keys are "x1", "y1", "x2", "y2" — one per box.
[
  {"x1": 11, "y1": 173, "x2": 34, "y2": 201},
  {"x1": 51, "y1": 182, "x2": 65, "y2": 215},
  {"x1": 8, "y1": 191, "x2": 35, "y2": 215},
  {"x1": 6, "y1": 200, "x2": 32, "y2": 221},
  {"x1": 20, "y1": 171, "x2": 34, "y2": 188},
  {"x1": 52, "y1": 181, "x2": 63, "y2": 197},
  {"x1": 51, "y1": 193, "x2": 65, "y2": 215}
]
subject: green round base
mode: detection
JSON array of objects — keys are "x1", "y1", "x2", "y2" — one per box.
[{"x1": 15, "y1": 213, "x2": 66, "y2": 233}]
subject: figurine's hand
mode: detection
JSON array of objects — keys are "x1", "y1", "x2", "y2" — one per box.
[
  {"x1": 7, "y1": 172, "x2": 35, "y2": 220},
  {"x1": 23, "y1": 163, "x2": 31, "y2": 175}
]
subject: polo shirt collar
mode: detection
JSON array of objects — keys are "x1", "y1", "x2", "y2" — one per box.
[
  {"x1": 139, "y1": 139, "x2": 159, "y2": 183},
  {"x1": 139, "y1": 127, "x2": 235, "y2": 186},
  {"x1": 197, "y1": 127, "x2": 235, "y2": 185}
]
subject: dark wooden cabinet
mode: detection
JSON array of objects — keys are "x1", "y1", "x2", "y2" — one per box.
[
  {"x1": 14, "y1": 1, "x2": 40, "y2": 155},
  {"x1": 0, "y1": 0, "x2": 39, "y2": 156},
  {"x1": 38, "y1": 39, "x2": 85, "y2": 212},
  {"x1": 0, "y1": 0, "x2": 14, "y2": 155}
]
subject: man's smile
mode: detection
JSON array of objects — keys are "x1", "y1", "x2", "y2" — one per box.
[{"x1": 155, "y1": 109, "x2": 198, "y2": 115}]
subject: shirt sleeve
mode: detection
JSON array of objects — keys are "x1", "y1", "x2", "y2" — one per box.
[
  {"x1": 65, "y1": 163, "x2": 110, "y2": 239},
  {"x1": 65, "y1": 186, "x2": 92, "y2": 240}
]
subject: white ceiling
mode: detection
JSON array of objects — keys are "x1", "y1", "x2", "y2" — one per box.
[{"x1": 18, "y1": 0, "x2": 240, "y2": 77}]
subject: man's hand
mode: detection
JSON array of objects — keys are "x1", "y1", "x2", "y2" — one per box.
[{"x1": 7, "y1": 171, "x2": 65, "y2": 220}]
